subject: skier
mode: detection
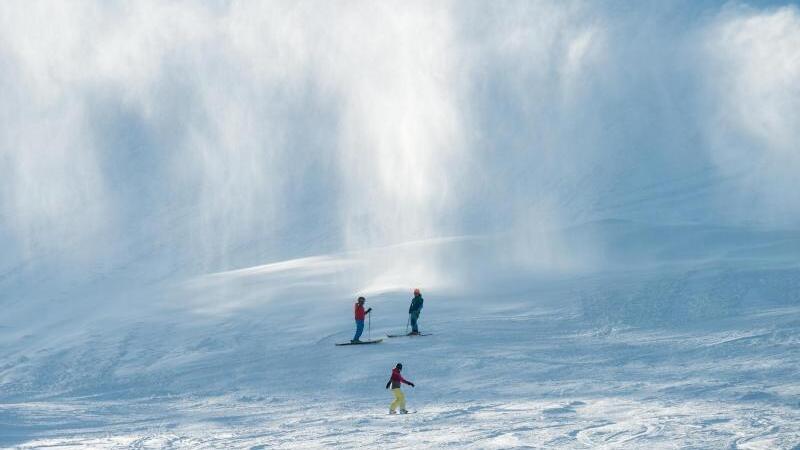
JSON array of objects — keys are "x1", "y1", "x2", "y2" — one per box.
[
  {"x1": 352, "y1": 296, "x2": 372, "y2": 343},
  {"x1": 408, "y1": 288, "x2": 424, "y2": 335},
  {"x1": 385, "y1": 363, "x2": 414, "y2": 414}
]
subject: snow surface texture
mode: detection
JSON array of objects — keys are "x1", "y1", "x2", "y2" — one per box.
[{"x1": 2, "y1": 1, "x2": 800, "y2": 449}]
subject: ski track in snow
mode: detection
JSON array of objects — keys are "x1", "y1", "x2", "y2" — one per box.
[
  {"x1": 2, "y1": 223, "x2": 800, "y2": 449},
  {"x1": 2, "y1": 287, "x2": 800, "y2": 449},
  {"x1": 5, "y1": 396, "x2": 798, "y2": 449}
]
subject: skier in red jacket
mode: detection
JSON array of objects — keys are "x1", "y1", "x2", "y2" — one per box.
[
  {"x1": 385, "y1": 363, "x2": 414, "y2": 414},
  {"x1": 351, "y1": 296, "x2": 372, "y2": 343}
]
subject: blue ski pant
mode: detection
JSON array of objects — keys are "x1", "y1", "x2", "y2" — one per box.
[
  {"x1": 353, "y1": 320, "x2": 364, "y2": 341},
  {"x1": 410, "y1": 312, "x2": 420, "y2": 333}
]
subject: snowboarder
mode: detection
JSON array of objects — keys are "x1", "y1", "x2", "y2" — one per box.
[
  {"x1": 385, "y1": 363, "x2": 414, "y2": 414},
  {"x1": 408, "y1": 288, "x2": 424, "y2": 335},
  {"x1": 352, "y1": 296, "x2": 372, "y2": 343}
]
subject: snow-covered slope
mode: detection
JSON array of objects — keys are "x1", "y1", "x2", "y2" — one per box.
[
  {"x1": 2, "y1": 1, "x2": 800, "y2": 449},
  {"x1": 2, "y1": 222, "x2": 799, "y2": 448}
]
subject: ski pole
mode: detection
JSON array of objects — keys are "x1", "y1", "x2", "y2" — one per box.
[{"x1": 368, "y1": 311, "x2": 371, "y2": 340}]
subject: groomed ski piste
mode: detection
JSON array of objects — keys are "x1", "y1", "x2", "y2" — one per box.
[{"x1": 2, "y1": 1, "x2": 800, "y2": 449}]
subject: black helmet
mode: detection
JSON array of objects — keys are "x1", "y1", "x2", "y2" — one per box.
[{"x1": 396, "y1": 363, "x2": 403, "y2": 370}]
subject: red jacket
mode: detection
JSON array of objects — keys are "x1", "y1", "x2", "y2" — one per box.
[
  {"x1": 355, "y1": 303, "x2": 366, "y2": 321},
  {"x1": 388, "y1": 368, "x2": 413, "y2": 389}
]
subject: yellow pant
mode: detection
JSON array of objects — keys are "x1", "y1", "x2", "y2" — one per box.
[{"x1": 390, "y1": 388, "x2": 406, "y2": 411}]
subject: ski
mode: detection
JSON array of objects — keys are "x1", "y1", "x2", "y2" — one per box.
[
  {"x1": 335, "y1": 339, "x2": 383, "y2": 346},
  {"x1": 386, "y1": 333, "x2": 432, "y2": 338}
]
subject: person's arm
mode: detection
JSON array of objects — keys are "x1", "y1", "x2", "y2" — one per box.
[
  {"x1": 366, "y1": 307, "x2": 372, "y2": 315},
  {"x1": 385, "y1": 377, "x2": 392, "y2": 389},
  {"x1": 399, "y1": 374, "x2": 415, "y2": 387}
]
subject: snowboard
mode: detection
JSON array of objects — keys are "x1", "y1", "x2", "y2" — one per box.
[
  {"x1": 335, "y1": 339, "x2": 383, "y2": 346},
  {"x1": 386, "y1": 333, "x2": 432, "y2": 338},
  {"x1": 389, "y1": 410, "x2": 417, "y2": 415}
]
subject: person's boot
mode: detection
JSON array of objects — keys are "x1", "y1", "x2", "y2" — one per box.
[
  {"x1": 409, "y1": 331, "x2": 419, "y2": 336},
  {"x1": 351, "y1": 339, "x2": 361, "y2": 343},
  {"x1": 389, "y1": 409, "x2": 397, "y2": 414},
  {"x1": 400, "y1": 409, "x2": 409, "y2": 414}
]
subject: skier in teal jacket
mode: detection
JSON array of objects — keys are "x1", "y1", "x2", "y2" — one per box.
[{"x1": 408, "y1": 288, "x2": 424, "y2": 335}]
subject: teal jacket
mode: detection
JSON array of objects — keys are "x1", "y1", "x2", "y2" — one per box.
[{"x1": 409, "y1": 295, "x2": 424, "y2": 314}]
